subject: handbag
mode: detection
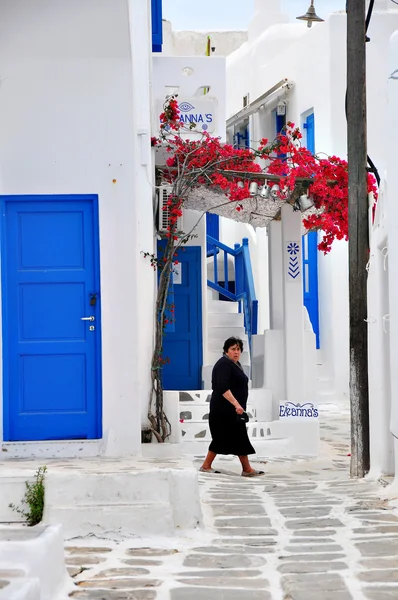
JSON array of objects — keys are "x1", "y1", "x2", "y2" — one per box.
[{"x1": 237, "y1": 412, "x2": 249, "y2": 424}]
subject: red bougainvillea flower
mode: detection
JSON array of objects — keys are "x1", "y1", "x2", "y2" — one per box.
[{"x1": 153, "y1": 96, "x2": 378, "y2": 254}]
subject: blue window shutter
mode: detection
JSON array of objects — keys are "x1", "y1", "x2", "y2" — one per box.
[
  {"x1": 151, "y1": 0, "x2": 163, "y2": 53},
  {"x1": 305, "y1": 113, "x2": 315, "y2": 154}
]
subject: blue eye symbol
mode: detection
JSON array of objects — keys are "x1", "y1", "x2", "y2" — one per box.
[{"x1": 179, "y1": 102, "x2": 194, "y2": 112}]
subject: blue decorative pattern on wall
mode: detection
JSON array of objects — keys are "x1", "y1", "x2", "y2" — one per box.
[{"x1": 287, "y1": 242, "x2": 301, "y2": 280}]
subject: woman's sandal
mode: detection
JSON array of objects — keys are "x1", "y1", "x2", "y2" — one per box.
[
  {"x1": 199, "y1": 467, "x2": 221, "y2": 474},
  {"x1": 241, "y1": 470, "x2": 265, "y2": 477}
]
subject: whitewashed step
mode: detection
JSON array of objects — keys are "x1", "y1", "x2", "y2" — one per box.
[
  {"x1": 0, "y1": 525, "x2": 68, "y2": 600},
  {"x1": 44, "y1": 470, "x2": 175, "y2": 506},
  {"x1": 42, "y1": 465, "x2": 202, "y2": 539},
  {"x1": 208, "y1": 327, "x2": 246, "y2": 341},
  {"x1": 208, "y1": 300, "x2": 239, "y2": 314},
  {"x1": 0, "y1": 578, "x2": 40, "y2": 600},
  {"x1": 208, "y1": 312, "x2": 244, "y2": 327},
  {"x1": 46, "y1": 502, "x2": 175, "y2": 539}
]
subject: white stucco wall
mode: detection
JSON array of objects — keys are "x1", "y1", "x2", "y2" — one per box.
[
  {"x1": 225, "y1": 1, "x2": 398, "y2": 402},
  {"x1": 0, "y1": 0, "x2": 155, "y2": 455},
  {"x1": 162, "y1": 19, "x2": 248, "y2": 57}
]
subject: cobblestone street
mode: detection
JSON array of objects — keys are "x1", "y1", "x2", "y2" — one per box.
[{"x1": 67, "y1": 403, "x2": 398, "y2": 600}]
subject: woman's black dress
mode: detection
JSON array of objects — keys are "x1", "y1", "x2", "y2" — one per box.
[{"x1": 208, "y1": 355, "x2": 255, "y2": 456}]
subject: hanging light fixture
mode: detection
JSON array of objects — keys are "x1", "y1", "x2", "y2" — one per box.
[
  {"x1": 270, "y1": 185, "x2": 280, "y2": 200},
  {"x1": 298, "y1": 194, "x2": 315, "y2": 211},
  {"x1": 296, "y1": 1, "x2": 324, "y2": 28},
  {"x1": 249, "y1": 182, "x2": 259, "y2": 196},
  {"x1": 259, "y1": 184, "x2": 270, "y2": 199}
]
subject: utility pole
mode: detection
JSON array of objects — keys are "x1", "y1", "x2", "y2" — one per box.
[{"x1": 346, "y1": 0, "x2": 370, "y2": 477}]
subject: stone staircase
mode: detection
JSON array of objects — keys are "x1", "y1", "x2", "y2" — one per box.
[{"x1": 202, "y1": 298, "x2": 250, "y2": 389}]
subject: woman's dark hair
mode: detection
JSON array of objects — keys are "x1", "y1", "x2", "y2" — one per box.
[{"x1": 223, "y1": 337, "x2": 244, "y2": 353}]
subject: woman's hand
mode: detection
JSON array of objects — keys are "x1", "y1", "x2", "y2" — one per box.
[{"x1": 235, "y1": 405, "x2": 244, "y2": 415}]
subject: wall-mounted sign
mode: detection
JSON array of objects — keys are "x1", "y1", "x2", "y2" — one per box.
[
  {"x1": 279, "y1": 402, "x2": 319, "y2": 418},
  {"x1": 158, "y1": 98, "x2": 217, "y2": 134}
]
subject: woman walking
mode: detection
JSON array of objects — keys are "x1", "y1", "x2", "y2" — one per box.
[{"x1": 200, "y1": 337, "x2": 265, "y2": 477}]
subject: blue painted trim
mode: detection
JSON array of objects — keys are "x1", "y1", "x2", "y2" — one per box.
[
  {"x1": 206, "y1": 213, "x2": 219, "y2": 255},
  {"x1": 207, "y1": 280, "x2": 237, "y2": 301},
  {"x1": 0, "y1": 194, "x2": 103, "y2": 441},
  {"x1": 151, "y1": 0, "x2": 163, "y2": 52},
  {"x1": 207, "y1": 235, "x2": 239, "y2": 256},
  {"x1": 242, "y1": 238, "x2": 256, "y2": 305}
]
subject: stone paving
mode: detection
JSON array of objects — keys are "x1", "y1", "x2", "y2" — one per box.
[{"x1": 66, "y1": 402, "x2": 398, "y2": 600}]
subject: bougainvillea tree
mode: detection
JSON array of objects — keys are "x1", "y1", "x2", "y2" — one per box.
[{"x1": 146, "y1": 96, "x2": 377, "y2": 442}]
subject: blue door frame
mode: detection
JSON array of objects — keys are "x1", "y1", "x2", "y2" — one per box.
[{"x1": 1, "y1": 195, "x2": 102, "y2": 441}]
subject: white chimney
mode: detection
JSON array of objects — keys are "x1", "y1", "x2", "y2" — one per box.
[{"x1": 249, "y1": 0, "x2": 290, "y2": 42}]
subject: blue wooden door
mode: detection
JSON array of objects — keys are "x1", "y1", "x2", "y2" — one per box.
[
  {"x1": 1, "y1": 195, "x2": 102, "y2": 441},
  {"x1": 162, "y1": 247, "x2": 203, "y2": 390}
]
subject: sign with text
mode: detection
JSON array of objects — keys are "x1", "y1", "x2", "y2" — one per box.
[
  {"x1": 279, "y1": 402, "x2": 319, "y2": 418},
  {"x1": 158, "y1": 98, "x2": 217, "y2": 134}
]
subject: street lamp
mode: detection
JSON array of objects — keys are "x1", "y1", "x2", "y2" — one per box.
[{"x1": 296, "y1": 1, "x2": 324, "y2": 27}]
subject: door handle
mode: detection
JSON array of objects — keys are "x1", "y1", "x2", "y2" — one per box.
[{"x1": 81, "y1": 316, "x2": 95, "y2": 322}]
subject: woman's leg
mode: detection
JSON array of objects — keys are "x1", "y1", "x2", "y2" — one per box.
[
  {"x1": 239, "y1": 455, "x2": 254, "y2": 473},
  {"x1": 201, "y1": 451, "x2": 217, "y2": 470}
]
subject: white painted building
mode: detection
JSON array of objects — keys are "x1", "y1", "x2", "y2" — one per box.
[
  {"x1": 162, "y1": 19, "x2": 248, "y2": 57},
  {"x1": 0, "y1": 0, "x2": 156, "y2": 459},
  {"x1": 223, "y1": 0, "x2": 398, "y2": 480},
  {"x1": 0, "y1": 0, "x2": 321, "y2": 464}
]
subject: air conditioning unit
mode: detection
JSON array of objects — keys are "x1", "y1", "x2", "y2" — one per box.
[{"x1": 158, "y1": 184, "x2": 183, "y2": 232}]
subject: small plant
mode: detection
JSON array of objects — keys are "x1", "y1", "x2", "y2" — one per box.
[{"x1": 9, "y1": 466, "x2": 47, "y2": 526}]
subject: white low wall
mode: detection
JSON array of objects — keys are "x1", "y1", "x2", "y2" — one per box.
[{"x1": 0, "y1": 524, "x2": 70, "y2": 600}]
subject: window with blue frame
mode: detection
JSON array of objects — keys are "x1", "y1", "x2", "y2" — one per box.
[
  {"x1": 151, "y1": 0, "x2": 163, "y2": 52},
  {"x1": 233, "y1": 126, "x2": 250, "y2": 149}
]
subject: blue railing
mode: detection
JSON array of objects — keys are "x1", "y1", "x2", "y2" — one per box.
[{"x1": 207, "y1": 235, "x2": 258, "y2": 352}]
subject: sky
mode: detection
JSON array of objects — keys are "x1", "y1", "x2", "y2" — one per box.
[{"x1": 162, "y1": 0, "x2": 346, "y2": 31}]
